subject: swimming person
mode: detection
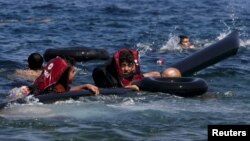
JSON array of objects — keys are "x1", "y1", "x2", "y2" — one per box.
[
  {"x1": 179, "y1": 35, "x2": 194, "y2": 48},
  {"x1": 15, "y1": 52, "x2": 44, "y2": 81},
  {"x1": 92, "y1": 48, "x2": 181, "y2": 90}
]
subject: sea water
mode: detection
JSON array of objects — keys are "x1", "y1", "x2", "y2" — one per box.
[{"x1": 0, "y1": 0, "x2": 249, "y2": 140}]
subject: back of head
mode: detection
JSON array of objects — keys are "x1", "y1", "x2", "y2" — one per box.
[
  {"x1": 162, "y1": 67, "x2": 181, "y2": 77},
  {"x1": 28, "y1": 53, "x2": 44, "y2": 70},
  {"x1": 62, "y1": 56, "x2": 76, "y2": 67}
]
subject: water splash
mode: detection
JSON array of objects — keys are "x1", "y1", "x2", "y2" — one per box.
[
  {"x1": 224, "y1": 91, "x2": 235, "y2": 97},
  {"x1": 135, "y1": 42, "x2": 153, "y2": 56},
  {"x1": 7, "y1": 86, "x2": 31, "y2": 100},
  {"x1": 239, "y1": 39, "x2": 250, "y2": 48},
  {"x1": 216, "y1": 32, "x2": 231, "y2": 40},
  {"x1": 216, "y1": 31, "x2": 250, "y2": 48},
  {"x1": 159, "y1": 35, "x2": 180, "y2": 52}
]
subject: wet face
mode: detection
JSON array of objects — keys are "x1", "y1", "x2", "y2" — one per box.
[
  {"x1": 120, "y1": 61, "x2": 136, "y2": 75},
  {"x1": 68, "y1": 66, "x2": 76, "y2": 83},
  {"x1": 181, "y1": 38, "x2": 191, "y2": 47}
]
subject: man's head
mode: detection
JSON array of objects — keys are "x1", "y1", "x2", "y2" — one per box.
[
  {"x1": 179, "y1": 35, "x2": 191, "y2": 48},
  {"x1": 118, "y1": 50, "x2": 136, "y2": 76},
  {"x1": 28, "y1": 53, "x2": 44, "y2": 70}
]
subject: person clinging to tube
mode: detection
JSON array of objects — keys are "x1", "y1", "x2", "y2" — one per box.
[
  {"x1": 9, "y1": 56, "x2": 99, "y2": 100},
  {"x1": 92, "y1": 48, "x2": 181, "y2": 91},
  {"x1": 33, "y1": 56, "x2": 99, "y2": 95}
]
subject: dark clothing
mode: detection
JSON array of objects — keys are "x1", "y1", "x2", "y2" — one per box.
[
  {"x1": 92, "y1": 59, "x2": 121, "y2": 88},
  {"x1": 29, "y1": 84, "x2": 71, "y2": 95}
]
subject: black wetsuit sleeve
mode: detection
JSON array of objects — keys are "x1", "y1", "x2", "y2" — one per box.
[
  {"x1": 92, "y1": 67, "x2": 110, "y2": 87},
  {"x1": 92, "y1": 66, "x2": 119, "y2": 88},
  {"x1": 29, "y1": 85, "x2": 42, "y2": 95}
]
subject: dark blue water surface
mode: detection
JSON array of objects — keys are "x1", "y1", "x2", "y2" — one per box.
[{"x1": 0, "y1": 0, "x2": 250, "y2": 140}]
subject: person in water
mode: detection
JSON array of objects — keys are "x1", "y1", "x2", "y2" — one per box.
[
  {"x1": 33, "y1": 56, "x2": 99, "y2": 95},
  {"x1": 15, "y1": 52, "x2": 44, "y2": 81},
  {"x1": 11, "y1": 56, "x2": 99, "y2": 98},
  {"x1": 92, "y1": 48, "x2": 181, "y2": 90},
  {"x1": 179, "y1": 35, "x2": 194, "y2": 48}
]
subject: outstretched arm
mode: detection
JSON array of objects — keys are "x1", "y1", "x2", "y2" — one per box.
[
  {"x1": 70, "y1": 84, "x2": 99, "y2": 95},
  {"x1": 124, "y1": 84, "x2": 140, "y2": 91}
]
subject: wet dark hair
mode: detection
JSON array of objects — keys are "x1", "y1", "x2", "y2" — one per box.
[
  {"x1": 56, "y1": 67, "x2": 70, "y2": 90},
  {"x1": 63, "y1": 56, "x2": 76, "y2": 66},
  {"x1": 179, "y1": 35, "x2": 189, "y2": 44},
  {"x1": 56, "y1": 56, "x2": 76, "y2": 89},
  {"x1": 28, "y1": 53, "x2": 44, "y2": 70},
  {"x1": 179, "y1": 35, "x2": 188, "y2": 39},
  {"x1": 119, "y1": 50, "x2": 134, "y2": 64}
]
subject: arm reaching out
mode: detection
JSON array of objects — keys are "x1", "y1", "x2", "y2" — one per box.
[{"x1": 70, "y1": 84, "x2": 99, "y2": 95}]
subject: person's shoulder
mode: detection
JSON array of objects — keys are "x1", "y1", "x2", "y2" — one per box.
[
  {"x1": 16, "y1": 69, "x2": 41, "y2": 75},
  {"x1": 187, "y1": 45, "x2": 195, "y2": 49},
  {"x1": 15, "y1": 69, "x2": 42, "y2": 81},
  {"x1": 15, "y1": 69, "x2": 29, "y2": 75}
]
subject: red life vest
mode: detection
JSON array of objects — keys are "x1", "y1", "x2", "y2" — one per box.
[
  {"x1": 113, "y1": 48, "x2": 143, "y2": 86},
  {"x1": 33, "y1": 57, "x2": 69, "y2": 93}
]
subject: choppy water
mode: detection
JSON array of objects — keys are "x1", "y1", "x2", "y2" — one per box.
[{"x1": 0, "y1": 0, "x2": 249, "y2": 140}]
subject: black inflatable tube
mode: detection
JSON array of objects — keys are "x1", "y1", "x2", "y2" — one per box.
[
  {"x1": 170, "y1": 31, "x2": 239, "y2": 76},
  {"x1": 43, "y1": 47, "x2": 110, "y2": 62},
  {"x1": 0, "y1": 88, "x2": 134, "y2": 109},
  {"x1": 133, "y1": 77, "x2": 208, "y2": 97},
  {"x1": 0, "y1": 76, "x2": 206, "y2": 110},
  {"x1": 36, "y1": 88, "x2": 134, "y2": 103}
]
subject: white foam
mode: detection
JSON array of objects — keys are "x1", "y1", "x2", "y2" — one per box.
[
  {"x1": 136, "y1": 42, "x2": 153, "y2": 56},
  {"x1": 239, "y1": 39, "x2": 250, "y2": 47},
  {"x1": 159, "y1": 35, "x2": 180, "y2": 52},
  {"x1": 1, "y1": 92, "x2": 249, "y2": 120}
]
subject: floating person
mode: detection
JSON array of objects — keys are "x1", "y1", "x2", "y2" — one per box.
[
  {"x1": 179, "y1": 35, "x2": 194, "y2": 48},
  {"x1": 92, "y1": 48, "x2": 181, "y2": 91},
  {"x1": 15, "y1": 52, "x2": 44, "y2": 81},
  {"x1": 9, "y1": 56, "x2": 99, "y2": 100}
]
